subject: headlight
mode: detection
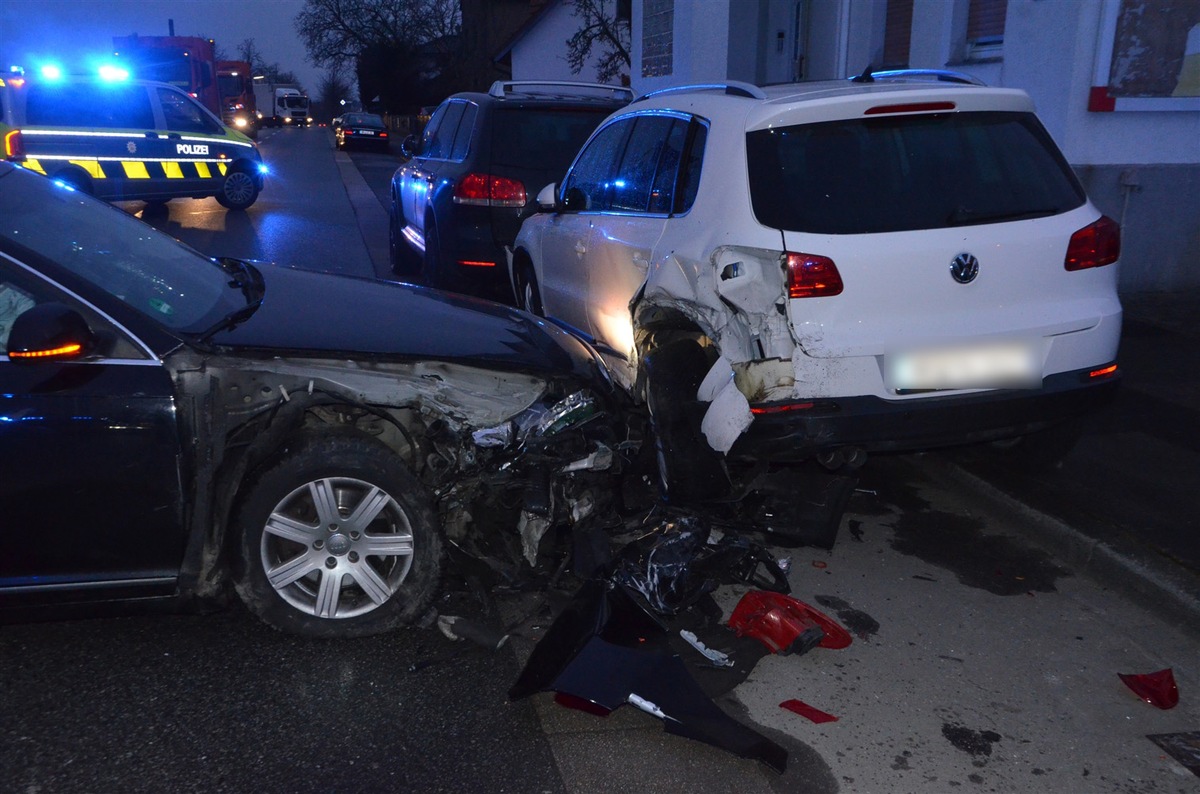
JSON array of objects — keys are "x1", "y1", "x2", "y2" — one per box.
[
  {"x1": 234, "y1": 118, "x2": 248, "y2": 128},
  {"x1": 284, "y1": 117, "x2": 292, "y2": 124},
  {"x1": 306, "y1": 117, "x2": 313, "y2": 123}
]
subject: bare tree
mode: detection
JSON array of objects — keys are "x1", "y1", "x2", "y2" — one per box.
[
  {"x1": 315, "y1": 65, "x2": 357, "y2": 120},
  {"x1": 565, "y1": 0, "x2": 631, "y2": 84},
  {"x1": 238, "y1": 38, "x2": 300, "y2": 87},
  {"x1": 294, "y1": 0, "x2": 456, "y2": 66}
]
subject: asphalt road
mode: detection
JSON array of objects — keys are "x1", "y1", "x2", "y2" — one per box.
[{"x1": 5, "y1": 126, "x2": 1198, "y2": 793}]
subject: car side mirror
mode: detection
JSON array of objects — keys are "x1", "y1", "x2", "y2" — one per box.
[
  {"x1": 7, "y1": 302, "x2": 97, "y2": 363},
  {"x1": 536, "y1": 182, "x2": 560, "y2": 212},
  {"x1": 400, "y1": 134, "x2": 417, "y2": 159}
]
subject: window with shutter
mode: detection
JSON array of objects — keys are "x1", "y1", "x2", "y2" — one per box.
[
  {"x1": 967, "y1": 0, "x2": 1007, "y2": 60},
  {"x1": 882, "y1": 0, "x2": 914, "y2": 68}
]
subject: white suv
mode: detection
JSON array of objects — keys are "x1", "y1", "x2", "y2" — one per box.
[{"x1": 509, "y1": 74, "x2": 1122, "y2": 502}]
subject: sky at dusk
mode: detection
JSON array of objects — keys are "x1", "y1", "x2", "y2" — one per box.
[{"x1": 0, "y1": 0, "x2": 331, "y2": 93}]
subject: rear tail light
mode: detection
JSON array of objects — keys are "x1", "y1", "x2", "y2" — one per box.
[
  {"x1": 1065, "y1": 215, "x2": 1120, "y2": 271},
  {"x1": 4, "y1": 129, "x2": 24, "y2": 160},
  {"x1": 1089, "y1": 363, "x2": 1118, "y2": 379},
  {"x1": 785, "y1": 252, "x2": 843, "y2": 298},
  {"x1": 453, "y1": 173, "x2": 527, "y2": 208}
]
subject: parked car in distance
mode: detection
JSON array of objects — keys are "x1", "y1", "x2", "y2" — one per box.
[
  {"x1": 0, "y1": 160, "x2": 622, "y2": 637},
  {"x1": 389, "y1": 80, "x2": 632, "y2": 303},
  {"x1": 510, "y1": 72, "x2": 1122, "y2": 503},
  {"x1": 336, "y1": 112, "x2": 390, "y2": 151}
]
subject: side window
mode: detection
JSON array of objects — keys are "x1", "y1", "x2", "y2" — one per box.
[
  {"x1": 0, "y1": 280, "x2": 38, "y2": 355},
  {"x1": 675, "y1": 123, "x2": 708, "y2": 213},
  {"x1": 562, "y1": 119, "x2": 634, "y2": 212},
  {"x1": 156, "y1": 88, "x2": 218, "y2": 134},
  {"x1": 450, "y1": 103, "x2": 477, "y2": 161},
  {"x1": 419, "y1": 103, "x2": 449, "y2": 156},
  {"x1": 648, "y1": 119, "x2": 687, "y2": 214},
  {"x1": 425, "y1": 100, "x2": 465, "y2": 160},
  {"x1": 26, "y1": 84, "x2": 155, "y2": 130},
  {"x1": 610, "y1": 116, "x2": 677, "y2": 213}
]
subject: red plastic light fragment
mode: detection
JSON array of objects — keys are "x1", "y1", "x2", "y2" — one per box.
[
  {"x1": 728, "y1": 591, "x2": 852, "y2": 653},
  {"x1": 780, "y1": 699, "x2": 838, "y2": 724},
  {"x1": 785, "y1": 253, "x2": 843, "y2": 299},
  {"x1": 554, "y1": 691, "x2": 613, "y2": 717},
  {"x1": 1118, "y1": 668, "x2": 1179, "y2": 709},
  {"x1": 1065, "y1": 215, "x2": 1120, "y2": 271},
  {"x1": 864, "y1": 101, "x2": 955, "y2": 115},
  {"x1": 750, "y1": 401, "x2": 815, "y2": 415}
]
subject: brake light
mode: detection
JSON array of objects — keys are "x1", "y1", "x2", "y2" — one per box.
[
  {"x1": 865, "y1": 101, "x2": 956, "y2": 115},
  {"x1": 1065, "y1": 215, "x2": 1120, "y2": 271},
  {"x1": 453, "y1": 173, "x2": 526, "y2": 207},
  {"x1": 4, "y1": 129, "x2": 23, "y2": 160},
  {"x1": 785, "y1": 253, "x2": 843, "y2": 298}
]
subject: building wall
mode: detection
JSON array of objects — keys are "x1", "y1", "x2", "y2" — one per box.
[
  {"x1": 512, "y1": 1, "x2": 618, "y2": 84},
  {"x1": 618, "y1": 0, "x2": 1200, "y2": 291}
]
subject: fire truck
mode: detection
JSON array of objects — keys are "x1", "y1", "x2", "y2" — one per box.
[
  {"x1": 111, "y1": 35, "x2": 220, "y2": 117},
  {"x1": 217, "y1": 60, "x2": 257, "y2": 138}
]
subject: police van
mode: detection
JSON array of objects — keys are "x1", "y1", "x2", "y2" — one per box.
[{"x1": 0, "y1": 69, "x2": 265, "y2": 210}]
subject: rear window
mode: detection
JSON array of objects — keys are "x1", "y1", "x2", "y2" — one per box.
[
  {"x1": 25, "y1": 83, "x2": 155, "y2": 129},
  {"x1": 491, "y1": 107, "x2": 614, "y2": 170},
  {"x1": 746, "y1": 111, "x2": 1085, "y2": 235}
]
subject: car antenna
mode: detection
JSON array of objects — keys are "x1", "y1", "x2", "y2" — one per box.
[{"x1": 850, "y1": 64, "x2": 875, "y2": 83}]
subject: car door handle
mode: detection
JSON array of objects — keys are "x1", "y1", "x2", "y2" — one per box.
[{"x1": 575, "y1": 241, "x2": 587, "y2": 257}]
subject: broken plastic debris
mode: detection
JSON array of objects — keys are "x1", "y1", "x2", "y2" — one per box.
[
  {"x1": 510, "y1": 580, "x2": 788, "y2": 772},
  {"x1": 534, "y1": 391, "x2": 596, "y2": 437},
  {"x1": 436, "y1": 615, "x2": 509, "y2": 650},
  {"x1": 780, "y1": 699, "x2": 839, "y2": 724},
  {"x1": 1118, "y1": 668, "x2": 1179, "y2": 709},
  {"x1": 680, "y1": 629, "x2": 734, "y2": 667},
  {"x1": 472, "y1": 422, "x2": 514, "y2": 448},
  {"x1": 729, "y1": 591, "x2": 852, "y2": 654}
]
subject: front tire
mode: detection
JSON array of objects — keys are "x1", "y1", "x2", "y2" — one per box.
[
  {"x1": 216, "y1": 166, "x2": 260, "y2": 210},
  {"x1": 516, "y1": 263, "x2": 543, "y2": 316},
  {"x1": 231, "y1": 433, "x2": 442, "y2": 637}
]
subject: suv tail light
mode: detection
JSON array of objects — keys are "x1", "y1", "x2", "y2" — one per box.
[
  {"x1": 785, "y1": 253, "x2": 843, "y2": 298},
  {"x1": 453, "y1": 173, "x2": 527, "y2": 208},
  {"x1": 4, "y1": 129, "x2": 24, "y2": 160},
  {"x1": 1064, "y1": 215, "x2": 1120, "y2": 271}
]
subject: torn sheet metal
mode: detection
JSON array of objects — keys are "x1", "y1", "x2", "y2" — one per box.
[
  {"x1": 729, "y1": 591, "x2": 853, "y2": 654},
  {"x1": 509, "y1": 580, "x2": 788, "y2": 773}
]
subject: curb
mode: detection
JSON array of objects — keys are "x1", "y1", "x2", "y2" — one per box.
[{"x1": 928, "y1": 454, "x2": 1200, "y2": 637}]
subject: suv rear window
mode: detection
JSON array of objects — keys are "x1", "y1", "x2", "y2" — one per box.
[
  {"x1": 747, "y1": 111, "x2": 1085, "y2": 235},
  {"x1": 491, "y1": 107, "x2": 614, "y2": 170}
]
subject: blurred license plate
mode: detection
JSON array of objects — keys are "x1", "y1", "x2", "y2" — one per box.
[
  {"x1": 886, "y1": 341, "x2": 1040, "y2": 390},
  {"x1": 360, "y1": 130, "x2": 375, "y2": 135}
]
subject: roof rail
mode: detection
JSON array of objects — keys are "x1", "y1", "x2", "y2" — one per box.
[
  {"x1": 634, "y1": 80, "x2": 768, "y2": 103},
  {"x1": 849, "y1": 67, "x2": 986, "y2": 86},
  {"x1": 487, "y1": 80, "x2": 634, "y2": 100}
]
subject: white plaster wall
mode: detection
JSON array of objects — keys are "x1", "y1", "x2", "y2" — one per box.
[
  {"x1": 1003, "y1": 0, "x2": 1200, "y2": 166},
  {"x1": 512, "y1": 0, "x2": 623, "y2": 84}
]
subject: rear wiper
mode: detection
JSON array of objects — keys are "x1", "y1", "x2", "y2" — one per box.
[
  {"x1": 196, "y1": 257, "x2": 265, "y2": 342},
  {"x1": 945, "y1": 206, "x2": 1061, "y2": 226}
]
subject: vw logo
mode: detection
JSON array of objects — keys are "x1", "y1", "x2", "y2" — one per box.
[{"x1": 950, "y1": 253, "x2": 979, "y2": 284}]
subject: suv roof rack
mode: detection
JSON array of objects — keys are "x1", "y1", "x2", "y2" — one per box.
[
  {"x1": 634, "y1": 81, "x2": 768, "y2": 103},
  {"x1": 849, "y1": 67, "x2": 986, "y2": 86},
  {"x1": 487, "y1": 80, "x2": 634, "y2": 101}
]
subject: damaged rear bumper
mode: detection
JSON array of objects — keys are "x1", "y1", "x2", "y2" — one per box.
[{"x1": 732, "y1": 366, "x2": 1120, "y2": 461}]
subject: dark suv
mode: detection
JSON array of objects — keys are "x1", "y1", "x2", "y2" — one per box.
[{"x1": 389, "y1": 81, "x2": 631, "y2": 303}]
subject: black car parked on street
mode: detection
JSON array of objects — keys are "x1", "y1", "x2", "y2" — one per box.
[{"x1": 389, "y1": 81, "x2": 632, "y2": 303}]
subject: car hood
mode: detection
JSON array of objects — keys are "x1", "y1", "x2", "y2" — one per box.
[{"x1": 202, "y1": 263, "x2": 609, "y2": 384}]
